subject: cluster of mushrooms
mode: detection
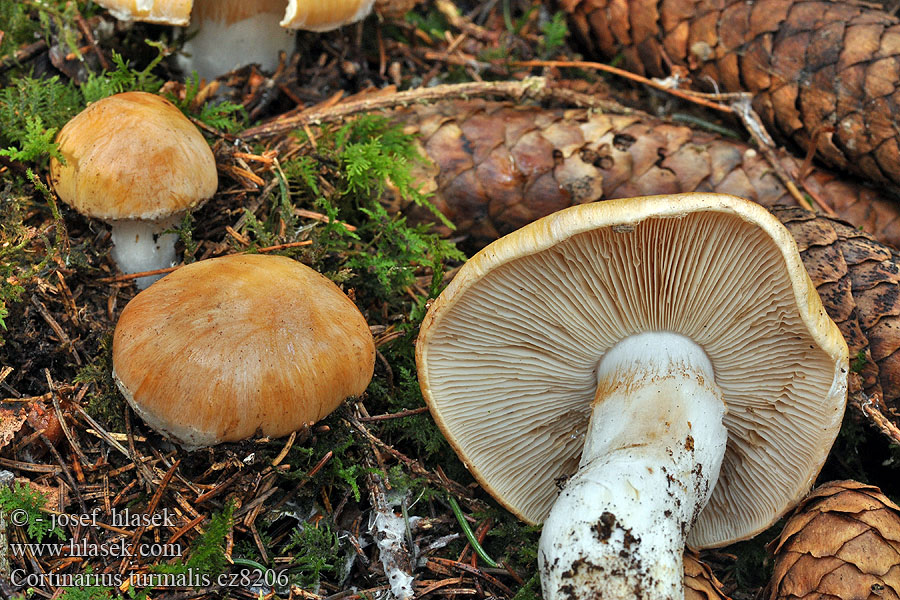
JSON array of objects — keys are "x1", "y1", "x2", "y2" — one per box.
[
  {"x1": 47, "y1": 4, "x2": 861, "y2": 599},
  {"x1": 49, "y1": 91, "x2": 376, "y2": 449}
]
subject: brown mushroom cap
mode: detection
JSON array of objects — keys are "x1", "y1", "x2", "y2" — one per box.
[
  {"x1": 94, "y1": 0, "x2": 378, "y2": 30},
  {"x1": 49, "y1": 92, "x2": 217, "y2": 222},
  {"x1": 281, "y1": 0, "x2": 376, "y2": 31},
  {"x1": 112, "y1": 254, "x2": 375, "y2": 449},
  {"x1": 92, "y1": 0, "x2": 193, "y2": 25}
]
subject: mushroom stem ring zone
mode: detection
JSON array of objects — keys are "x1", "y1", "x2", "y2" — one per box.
[
  {"x1": 539, "y1": 332, "x2": 728, "y2": 599},
  {"x1": 416, "y1": 193, "x2": 849, "y2": 600}
]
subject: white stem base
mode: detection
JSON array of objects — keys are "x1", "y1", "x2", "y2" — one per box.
[
  {"x1": 109, "y1": 217, "x2": 180, "y2": 289},
  {"x1": 538, "y1": 332, "x2": 728, "y2": 600}
]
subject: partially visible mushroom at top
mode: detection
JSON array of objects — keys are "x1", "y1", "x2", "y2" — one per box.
[
  {"x1": 50, "y1": 91, "x2": 217, "y2": 289},
  {"x1": 112, "y1": 254, "x2": 376, "y2": 450},
  {"x1": 416, "y1": 193, "x2": 848, "y2": 600},
  {"x1": 93, "y1": 0, "x2": 379, "y2": 82}
]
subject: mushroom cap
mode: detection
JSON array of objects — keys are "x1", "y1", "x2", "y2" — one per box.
[
  {"x1": 94, "y1": 0, "x2": 377, "y2": 30},
  {"x1": 416, "y1": 193, "x2": 848, "y2": 549},
  {"x1": 281, "y1": 0, "x2": 377, "y2": 31},
  {"x1": 190, "y1": 0, "x2": 288, "y2": 26},
  {"x1": 92, "y1": 0, "x2": 193, "y2": 25},
  {"x1": 112, "y1": 254, "x2": 375, "y2": 449},
  {"x1": 50, "y1": 92, "x2": 217, "y2": 222}
]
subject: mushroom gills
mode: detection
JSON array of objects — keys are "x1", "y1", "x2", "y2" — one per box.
[{"x1": 538, "y1": 331, "x2": 728, "y2": 600}]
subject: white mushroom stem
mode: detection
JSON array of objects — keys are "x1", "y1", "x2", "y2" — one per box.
[
  {"x1": 177, "y1": 0, "x2": 296, "y2": 82},
  {"x1": 538, "y1": 332, "x2": 728, "y2": 600},
  {"x1": 109, "y1": 216, "x2": 181, "y2": 289}
]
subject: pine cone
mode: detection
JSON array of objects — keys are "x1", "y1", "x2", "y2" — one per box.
[
  {"x1": 771, "y1": 207, "x2": 900, "y2": 411},
  {"x1": 389, "y1": 100, "x2": 900, "y2": 249},
  {"x1": 384, "y1": 99, "x2": 900, "y2": 421},
  {"x1": 769, "y1": 480, "x2": 900, "y2": 600},
  {"x1": 558, "y1": 0, "x2": 900, "y2": 195},
  {"x1": 685, "y1": 552, "x2": 732, "y2": 600}
]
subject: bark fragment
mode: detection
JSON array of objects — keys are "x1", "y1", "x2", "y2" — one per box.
[
  {"x1": 558, "y1": 0, "x2": 900, "y2": 195},
  {"x1": 769, "y1": 480, "x2": 900, "y2": 600},
  {"x1": 383, "y1": 99, "x2": 900, "y2": 421}
]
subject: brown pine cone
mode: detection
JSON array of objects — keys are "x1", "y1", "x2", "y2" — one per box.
[
  {"x1": 558, "y1": 0, "x2": 900, "y2": 195},
  {"x1": 771, "y1": 207, "x2": 900, "y2": 411},
  {"x1": 769, "y1": 480, "x2": 900, "y2": 600},
  {"x1": 685, "y1": 552, "x2": 732, "y2": 600},
  {"x1": 384, "y1": 99, "x2": 900, "y2": 421},
  {"x1": 389, "y1": 100, "x2": 900, "y2": 249}
]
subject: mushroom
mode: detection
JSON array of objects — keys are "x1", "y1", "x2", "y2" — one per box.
[
  {"x1": 416, "y1": 193, "x2": 848, "y2": 600},
  {"x1": 93, "y1": 0, "x2": 377, "y2": 82},
  {"x1": 112, "y1": 254, "x2": 375, "y2": 450},
  {"x1": 50, "y1": 91, "x2": 217, "y2": 289}
]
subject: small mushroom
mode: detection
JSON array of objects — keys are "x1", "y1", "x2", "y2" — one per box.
[
  {"x1": 112, "y1": 254, "x2": 375, "y2": 450},
  {"x1": 416, "y1": 193, "x2": 848, "y2": 600},
  {"x1": 93, "y1": 0, "x2": 378, "y2": 81},
  {"x1": 50, "y1": 91, "x2": 217, "y2": 289}
]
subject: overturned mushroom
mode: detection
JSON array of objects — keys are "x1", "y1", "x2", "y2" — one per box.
[
  {"x1": 416, "y1": 193, "x2": 848, "y2": 600},
  {"x1": 50, "y1": 91, "x2": 217, "y2": 289},
  {"x1": 112, "y1": 254, "x2": 375, "y2": 449}
]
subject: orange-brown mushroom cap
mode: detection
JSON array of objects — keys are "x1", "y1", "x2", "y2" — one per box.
[
  {"x1": 49, "y1": 91, "x2": 217, "y2": 222},
  {"x1": 93, "y1": 0, "x2": 193, "y2": 25},
  {"x1": 94, "y1": 0, "x2": 378, "y2": 30},
  {"x1": 112, "y1": 254, "x2": 375, "y2": 449}
]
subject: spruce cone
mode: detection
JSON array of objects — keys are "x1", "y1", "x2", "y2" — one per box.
[
  {"x1": 769, "y1": 480, "x2": 900, "y2": 600},
  {"x1": 685, "y1": 552, "x2": 732, "y2": 600},
  {"x1": 384, "y1": 99, "x2": 900, "y2": 420},
  {"x1": 390, "y1": 100, "x2": 900, "y2": 248},
  {"x1": 558, "y1": 0, "x2": 900, "y2": 195},
  {"x1": 771, "y1": 207, "x2": 900, "y2": 412}
]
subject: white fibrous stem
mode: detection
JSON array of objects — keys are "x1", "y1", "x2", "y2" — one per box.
[
  {"x1": 109, "y1": 216, "x2": 181, "y2": 289},
  {"x1": 177, "y1": 3, "x2": 295, "y2": 82},
  {"x1": 538, "y1": 332, "x2": 728, "y2": 600}
]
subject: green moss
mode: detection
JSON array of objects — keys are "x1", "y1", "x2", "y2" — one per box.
[
  {"x1": 166, "y1": 72, "x2": 248, "y2": 133},
  {"x1": 74, "y1": 334, "x2": 127, "y2": 432},
  {"x1": 154, "y1": 500, "x2": 235, "y2": 577},
  {"x1": 539, "y1": 12, "x2": 569, "y2": 57},
  {"x1": 0, "y1": 74, "x2": 82, "y2": 165},
  {"x1": 0, "y1": 481, "x2": 64, "y2": 543},
  {"x1": 0, "y1": 180, "x2": 62, "y2": 342},
  {"x1": 283, "y1": 519, "x2": 343, "y2": 589},
  {"x1": 0, "y1": 1, "x2": 86, "y2": 60},
  {"x1": 850, "y1": 349, "x2": 867, "y2": 373},
  {"x1": 722, "y1": 521, "x2": 781, "y2": 592}
]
